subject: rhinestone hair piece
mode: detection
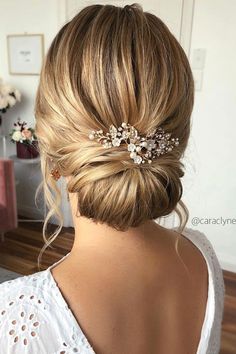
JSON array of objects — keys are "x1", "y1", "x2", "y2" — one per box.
[{"x1": 88, "y1": 122, "x2": 179, "y2": 165}]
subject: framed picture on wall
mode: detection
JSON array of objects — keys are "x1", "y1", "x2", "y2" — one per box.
[{"x1": 7, "y1": 34, "x2": 44, "y2": 75}]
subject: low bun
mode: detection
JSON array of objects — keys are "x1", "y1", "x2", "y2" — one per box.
[{"x1": 58, "y1": 144, "x2": 184, "y2": 231}]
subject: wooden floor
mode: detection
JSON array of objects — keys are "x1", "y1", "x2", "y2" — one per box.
[{"x1": 0, "y1": 220, "x2": 235, "y2": 354}]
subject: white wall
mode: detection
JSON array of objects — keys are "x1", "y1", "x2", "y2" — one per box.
[
  {"x1": 0, "y1": 0, "x2": 72, "y2": 224},
  {"x1": 0, "y1": 0, "x2": 59, "y2": 142},
  {"x1": 184, "y1": 0, "x2": 236, "y2": 272}
]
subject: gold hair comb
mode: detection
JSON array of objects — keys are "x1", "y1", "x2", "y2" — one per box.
[{"x1": 88, "y1": 122, "x2": 179, "y2": 164}]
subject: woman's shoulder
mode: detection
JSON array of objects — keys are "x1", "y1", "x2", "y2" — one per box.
[
  {"x1": 177, "y1": 228, "x2": 224, "y2": 282},
  {"x1": 0, "y1": 267, "x2": 52, "y2": 301},
  {"x1": 171, "y1": 226, "x2": 225, "y2": 352},
  {"x1": 0, "y1": 270, "x2": 48, "y2": 351},
  {"x1": 0, "y1": 267, "x2": 93, "y2": 353},
  {"x1": 172, "y1": 226, "x2": 225, "y2": 298}
]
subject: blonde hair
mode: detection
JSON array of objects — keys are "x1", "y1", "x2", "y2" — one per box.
[{"x1": 35, "y1": 3, "x2": 194, "y2": 270}]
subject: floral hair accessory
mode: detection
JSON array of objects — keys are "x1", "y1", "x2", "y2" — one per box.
[
  {"x1": 88, "y1": 122, "x2": 179, "y2": 165},
  {"x1": 49, "y1": 158, "x2": 61, "y2": 181}
]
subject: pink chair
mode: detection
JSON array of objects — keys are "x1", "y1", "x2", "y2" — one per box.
[{"x1": 0, "y1": 159, "x2": 18, "y2": 241}]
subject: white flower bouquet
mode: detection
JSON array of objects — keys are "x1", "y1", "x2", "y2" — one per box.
[
  {"x1": 0, "y1": 78, "x2": 21, "y2": 127},
  {"x1": 10, "y1": 118, "x2": 37, "y2": 144},
  {"x1": 10, "y1": 118, "x2": 39, "y2": 159}
]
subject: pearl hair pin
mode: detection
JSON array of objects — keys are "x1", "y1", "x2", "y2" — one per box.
[{"x1": 88, "y1": 122, "x2": 179, "y2": 165}]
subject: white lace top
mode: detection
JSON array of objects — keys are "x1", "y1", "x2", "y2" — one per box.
[{"x1": 0, "y1": 227, "x2": 225, "y2": 354}]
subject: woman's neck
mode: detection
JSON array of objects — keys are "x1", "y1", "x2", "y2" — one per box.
[{"x1": 67, "y1": 191, "x2": 168, "y2": 262}]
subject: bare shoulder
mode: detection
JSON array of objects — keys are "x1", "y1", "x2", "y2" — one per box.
[
  {"x1": 173, "y1": 229, "x2": 209, "y2": 278},
  {"x1": 152, "y1": 226, "x2": 209, "y2": 284},
  {"x1": 153, "y1": 227, "x2": 209, "y2": 352},
  {"x1": 161, "y1": 227, "x2": 209, "y2": 302}
]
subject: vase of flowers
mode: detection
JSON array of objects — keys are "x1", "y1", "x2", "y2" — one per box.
[
  {"x1": 0, "y1": 78, "x2": 21, "y2": 135},
  {"x1": 10, "y1": 118, "x2": 39, "y2": 159}
]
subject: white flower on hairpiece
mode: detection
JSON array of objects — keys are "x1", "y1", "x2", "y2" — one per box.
[
  {"x1": 146, "y1": 139, "x2": 156, "y2": 151},
  {"x1": 88, "y1": 122, "x2": 179, "y2": 165},
  {"x1": 127, "y1": 143, "x2": 136, "y2": 152},
  {"x1": 112, "y1": 137, "x2": 121, "y2": 147}
]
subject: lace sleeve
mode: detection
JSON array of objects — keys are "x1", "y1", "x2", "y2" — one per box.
[{"x1": 0, "y1": 272, "x2": 94, "y2": 354}]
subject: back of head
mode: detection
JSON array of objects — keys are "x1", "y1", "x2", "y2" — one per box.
[{"x1": 35, "y1": 3, "x2": 194, "y2": 245}]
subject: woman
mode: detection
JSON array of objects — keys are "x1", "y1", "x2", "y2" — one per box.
[{"x1": 0, "y1": 3, "x2": 225, "y2": 353}]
